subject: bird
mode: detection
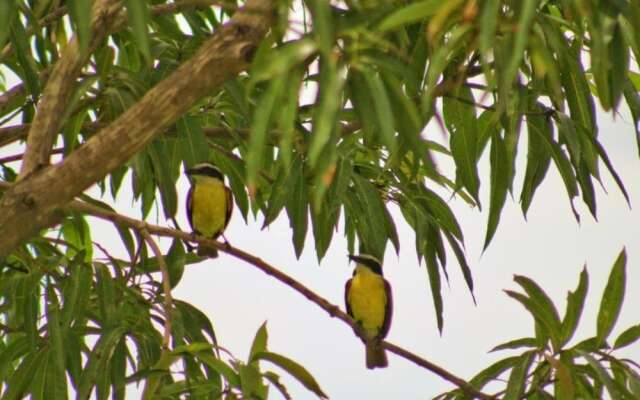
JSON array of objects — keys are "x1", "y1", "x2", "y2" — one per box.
[
  {"x1": 185, "y1": 162, "x2": 233, "y2": 258},
  {"x1": 345, "y1": 253, "x2": 393, "y2": 369}
]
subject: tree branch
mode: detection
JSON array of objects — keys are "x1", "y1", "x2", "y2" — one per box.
[
  {"x1": 0, "y1": 1, "x2": 224, "y2": 120},
  {"x1": 0, "y1": 0, "x2": 276, "y2": 257},
  {"x1": 18, "y1": 0, "x2": 122, "y2": 179},
  {"x1": 27, "y1": 192, "x2": 492, "y2": 400}
]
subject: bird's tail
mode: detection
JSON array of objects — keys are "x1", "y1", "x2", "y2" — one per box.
[
  {"x1": 365, "y1": 340, "x2": 388, "y2": 369},
  {"x1": 197, "y1": 244, "x2": 219, "y2": 258}
]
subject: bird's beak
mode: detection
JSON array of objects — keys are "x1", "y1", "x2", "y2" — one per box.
[
  {"x1": 348, "y1": 254, "x2": 357, "y2": 262},
  {"x1": 185, "y1": 168, "x2": 194, "y2": 176}
]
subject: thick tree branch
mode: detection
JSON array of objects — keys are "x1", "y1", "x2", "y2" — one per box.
[
  {"x1": 20, "y1": 194, "x2": 492, "y2": 400},
  {"x1": 0, "y1": 0, "x2": 276, "y2": 257},
  {"x1": 19, "y1": 0, "x2": 122, "y2": 179}
]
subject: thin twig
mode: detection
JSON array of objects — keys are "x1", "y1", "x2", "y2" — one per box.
[
  {"x1": 139, "y1": 227, "x2": 173, "y2": 350},
  {"x1": 0, "y1": 148, "x2": 64, "y2": 164}
]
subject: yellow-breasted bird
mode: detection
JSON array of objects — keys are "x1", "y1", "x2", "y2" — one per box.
[
  {"x1": 186, "y1": 163, "x2": 233, "y2": 258},
  {"x1": 345, "y1": 254, "x2": 393, "y2": 369}
]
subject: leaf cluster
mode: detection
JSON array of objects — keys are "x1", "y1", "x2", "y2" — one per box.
[{"x1": 438, "y1": 249, "x2": 640, "y2": 400}]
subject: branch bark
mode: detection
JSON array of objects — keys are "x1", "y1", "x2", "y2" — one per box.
[
  {"x1": 18, "y1": 0, "x2": 122, "y2": 179},
  {"x1": 0, "y1": 0, "x2": 276, "y2": 257}
]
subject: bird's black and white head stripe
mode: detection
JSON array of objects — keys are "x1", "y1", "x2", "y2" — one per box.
[
  {"x1": 186, "y1": 163, "x2": 224, "y2": 181},
  {"x1": 349, "y1": 254, "x2": 383, "y2": 275}
]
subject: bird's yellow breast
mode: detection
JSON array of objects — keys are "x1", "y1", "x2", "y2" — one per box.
[
  {"x1": 192, "y1": 177, "x2": 227, "y2": 238},
  {"x1": 348, "y1": 266, "x2": 388, "y2": 339}
]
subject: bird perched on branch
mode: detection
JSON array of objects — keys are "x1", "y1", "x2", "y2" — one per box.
[
  {"x1": 345, "y1": 254, "x2": 393, "y2": 369},
  {"x1": 185, "y1": 162, "x2": 233, "y2": 258}
]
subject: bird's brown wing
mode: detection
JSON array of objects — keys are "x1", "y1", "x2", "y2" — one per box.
[
  {"x1": 186, "y1": 185, "x2": 195, "y2": 232},
  {"x1": 344, "y1": 278, "x2": 353, "y2": 317},
  {"x1": 380, "y1": 278, "x2": 393, "y2": 339}
]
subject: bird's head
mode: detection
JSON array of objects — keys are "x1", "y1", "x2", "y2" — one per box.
[
  {"x1": 349, "y1": 254, "x2": 383, "y2": 275},
  {"x1": 186, "y1": 163, "x2": 224, "y2": 182}
]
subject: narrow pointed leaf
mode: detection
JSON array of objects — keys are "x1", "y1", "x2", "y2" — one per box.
[
  {"x1": 123, "y1": 0, "x2": 151, "y2": 63},
  {"x1": 253, "y1": 351, "x2": 328, "y2": 399},
  {"x1": 377, "y1": 0, "x2": 441, "y2": 31},
  {"x1": 504, "y1": 351, "x2": 536, "y2": 400},
  {"x1": 443, "y1": 86, "x2": 481, "y2": 207},
  {"x1": 561, "y1": 267, "x2": 589, "y2": 346},
  {"x1": 596, "y1": 249, "x2": 627, "y2": 346},
  {"x1": 484, "y1": 134, "x2": 509, "y2": 250},
  {"x1": 614, "y1": 324, "x2": 640, "y2": 349}
]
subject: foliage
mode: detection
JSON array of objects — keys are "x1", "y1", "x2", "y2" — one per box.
[
  {"x1": 437, "y1": 249, "x2": 640, "y2": 400},
  {"x1": 0, "y1": 0, "x2": 639, "y2": 398}
]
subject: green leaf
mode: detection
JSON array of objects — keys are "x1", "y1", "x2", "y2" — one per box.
[
  {"x1": 0, "y1": 0, "x2": 17, "y2": 50},
  {"x1": 253, "y1": 351, "x2": 328, "y2": 399},
  {"x1": 263, "y1": 371, "x2": 292, "y2": 400},
  {"x1": 614, "y1": 324, "x2": 640, "y2": 349},
  {"x1": 123, "y1": 0, "x2": 151, "y2": 63},
  {"x1": 45, "y1": 286, "x2": 68, "y2": 400},
  {"x1": 624, "y1": 75, "x2": 640, "y2": 157},
  {"x1": 521, "y1": 111, "x2": 552, "y2": 217},
  {"x1": 67, "y1": 0, "x2": 92, "y2": 54},
  {"x1": 77, "y1": 327, "x2": 127, "y2": 400},
  {"x1": 95, "y1": 263, "x2": 117, "y2": 327},
  {"x1": 489, "y1": 337, "x2": 539, "y2": 353},
  {"x1": 596, "y1": 249, "x2": 627, "y2": 346},
  {"x1": 422, "y1": 24, "x2": 472, "y2": 111},
  {"x1": 561, "y1": 267, "x2": 589, "y2": 346},
  {"x1": 240, "y1": 363, "x2": 267, "y2": 399},
  {"x1": 285, "y1": 158, "x2": 308, "y2": 258},
  {"x1": 579, "y1": 351, "x2": 635, "y2": 400},
  {"x1": 0, "y1": 337, "x2": 29, "y2": 383},
  {"x1": 195, "y1": 353, "x2": 240, "y2": 388},
  {"x1": 505, "y1": 289, "x2": 561, "y2": 350},
  {"x1": 351, "y1": 174, "x2": 389, "y2": 260},
  {"x1": 502, "y1": 0, "x2": 537, "y2": 90},
  {"x1": 554, "y1": 353, "x2": 576, "y2": 400},
  {"x1": 468, "y1": 356, "x2": 520, "y2": 391},
  {"x1": 148, "y1": 139, "x2": 179, "y2": 219},
  {"x1": 504, "y1": 351, "x2": 535, "y2": 400},
  {"x1": 250, "y1": 38, "x2": 317, "y2": 83},
  {"x1": 177, "y1": 116, "x2": 210, "y2": 168},
  {"x1": 377, "y1": 0, "x2": 441, "y2": 31},
  {"x1": 590, "y1": 134, "x2": 630, "y2": 206},
  {"x1": 514, "y1": 275, "x2": 563, "y2": 343},
  {"x1": 308, "y1": 63, "x2": 345, "y2": 167},
  {"x1": 307, "y1": 0, "x2": 332, "y2": 57},
  {"x1": 556, "y1": 113, "x2": 582, "y2": 168},
  {"x1": 247, "y1": 75, "x2": 285, "y2": 189},
  {"x1": 483, "y1": 133, "x2": 509, "y2": 250},
  {"x1": 166, "y1": 239, "x2": 186, "y2": 289},
  {"x1": 527, "y1": 111, "x2": 578, "y2": 210},
  {"x1": 424, "y1": 251, "x2": 443, "y2": 333},
  {"x1": 4, "y1": 347, "x2": 48, "y2": 400},
  {"x1": 361, "y1": 69, "x2": 397, "y2": 153},
  {"x1": 479, "y1": 0, "x2": 500, "y2": 82},
  {"x1": 443, "y1": 232, "x2": 474, "y2": 301},
  {"x1": 10, "y1": 20, "x2": 41, "y2": 99},
  {"x1": 249, "y1": 322, "x2": 269, "y2": 362},
  {"x1": 443, "y1": 86, "x2": 481, "y2": 207},
  {"x1": 210, "y1": 149, "x2": 249, "y2": 220}
]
